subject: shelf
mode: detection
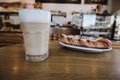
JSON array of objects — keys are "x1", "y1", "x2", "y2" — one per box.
[
  {"x1": 83, "y1": 14, "x2": 112, "y2": 39},
  {"x1": 96, "y1": 21, "x2": 109, "y2": 23},
  {"x1": 84, "y1": 31, "x2": 110, "y2": 35},
  {"x1": 85, "y1": 0, "x2": 108, "y2": 5},
  {"x1": 0, "y1": 31, "x2": 22, "y2": 33},
  {"x1": 114, "y1": 36, "x2": 120, "y2": 40},
  {"x1": 0, "y1": 2, "x2": 21, "y2": 7},
  {"x1": 52, "y1": 13, "x2": 66, "y2": 17},
  {"x1": 71, "y1": 11, "x2": 82, "y2": 15},
  {"x1": 51, "y1": 12, "x2": 67, "y2": 22},
  {"x1": 0, "y1": 11, "x2": 21, "y2": 33},
  {"x1": 84, "y1": 26, "x2": 111, "y2": 29},
  {"x1": 51, "y1": 10, "x2": 67, "y2": 18}
]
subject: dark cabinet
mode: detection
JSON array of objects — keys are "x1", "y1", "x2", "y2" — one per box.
[
  {"x1": 85, "y1": 0, "x2": 108, "y2": 5},
  {"x1": 36, "y1": 0, "x2": 81, "y2": 4}
]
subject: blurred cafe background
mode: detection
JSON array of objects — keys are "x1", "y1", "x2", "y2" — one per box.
[{"x1": 0, "y1": 0, "x2": 120, "y2": 47}]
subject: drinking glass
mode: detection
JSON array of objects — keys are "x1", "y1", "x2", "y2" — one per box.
[{"x1": 19, "y1": 9, "x2": 51, "y2": 62}]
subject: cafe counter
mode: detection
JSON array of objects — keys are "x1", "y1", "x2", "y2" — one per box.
[{"x1": 0, "y1": 41, "x2": 120, "y2": 80}]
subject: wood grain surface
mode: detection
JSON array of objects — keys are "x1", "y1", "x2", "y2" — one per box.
[{"x1": 0, "y1": 41, "x2": 120, "y2": 80}]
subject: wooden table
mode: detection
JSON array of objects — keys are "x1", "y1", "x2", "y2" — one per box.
[{"x1": 0, "y1": 41, "x2": 120, "y2": 80}]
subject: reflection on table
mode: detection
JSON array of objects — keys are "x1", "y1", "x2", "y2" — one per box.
[{"x1": 0, "y1": 41, "x2": 120, "y2": 80}]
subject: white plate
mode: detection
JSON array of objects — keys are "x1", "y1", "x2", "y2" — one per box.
[{"x1": 59, "y1": 41, "x2": 112, "y2": 53}]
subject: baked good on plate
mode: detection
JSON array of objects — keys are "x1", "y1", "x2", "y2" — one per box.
[{"x1": 60, "y1": 34, "x2": 112, "y2": 49}]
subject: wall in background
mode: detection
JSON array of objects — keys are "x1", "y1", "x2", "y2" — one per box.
[
  {"x1": 111, "y1": 0, "x2": 120, "y2": 13},
  {"x1": 42, "y1": 0, "x2": 111, "y2": 25},
  {"x1": 0, "y1": 0, "x2": 20, "y2": 2},
  {"x1": 0, "y1": 0, "x2": 113, "y2": 25},
  {"x1": 21, "y1": 0, "x2": 35, "y2": 3},
  {"x1": 107, "y1": 0, "x2": 112, "y2": 13},
  {"x1": 0, "y1": 0, "x2": 35, "y2": 3}
]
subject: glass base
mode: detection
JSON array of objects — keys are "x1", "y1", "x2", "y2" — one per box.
[{"x1": 25, "y1": 52, "x2": 48, "y2": 62}]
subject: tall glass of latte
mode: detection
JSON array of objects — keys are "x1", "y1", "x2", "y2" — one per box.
[{"x1": 19, "y1": 9, "x2": 51, "y2": 62}]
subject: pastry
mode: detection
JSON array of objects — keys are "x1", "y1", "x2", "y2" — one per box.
[
  {"x1": 60, "y1": 34, "x2": 69, "y2": 44},
  {"x1": 68, "y1": 38, "x2": 78, "y2": 45},
  {"x1": 96, "y1": 37, "x2": 112, "y2": 48},
  {"x1": 60, "y1": 34, "x2": 112, "y2": 49},
  {"x1": 84, "y1": 40, "x2": 95, "y2": 48},
  {"x1": 78, "y1": 39, "x2": 86, "y2": 47}
]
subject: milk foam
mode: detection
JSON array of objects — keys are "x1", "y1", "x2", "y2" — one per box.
[{"x1": 19, "y1": 9, "x2": 51, "y2": 23}]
